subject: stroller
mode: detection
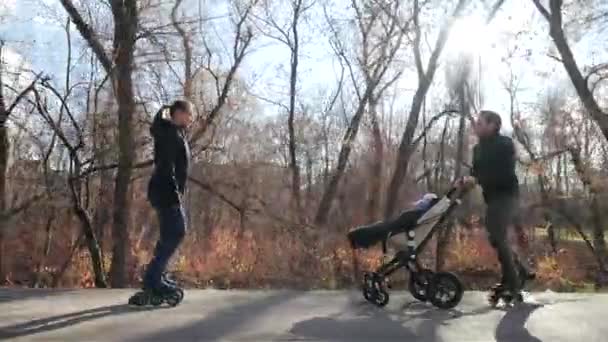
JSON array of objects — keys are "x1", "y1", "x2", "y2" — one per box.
[{"x1": 348, "y1": 185, "x2": 467, "y2": 309}]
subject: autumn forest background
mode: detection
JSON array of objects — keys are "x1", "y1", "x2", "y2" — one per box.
[{"x1": 1, "y1": 0, "x2": 608, "y2": 291}]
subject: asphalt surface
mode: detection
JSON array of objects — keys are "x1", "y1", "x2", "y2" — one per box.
[{"x1": 0, "y1": 289, "x2": 606, "y2": 341}]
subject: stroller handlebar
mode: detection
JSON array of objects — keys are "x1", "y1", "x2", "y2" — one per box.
[{"x1": 444, "y1": 182, "x2": 472, "y2": 200}]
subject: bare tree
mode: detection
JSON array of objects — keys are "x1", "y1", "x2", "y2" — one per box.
[
  {"x1": 436, "y1": 54, "x2": 473, "y2": 270},
  {"x1": 59, "y1": 0, "x2": 138, "y2": 287},
  {"x1": 253, "y1": 0, "x2": 314, "y2": 219},
  {"x1": 532, "y1": 0, "x2": 608, "y2": 141},
  {"x1": 188, "y1": 2, "x2": 255, "y2": 147},
  {"x1": 366, "y1": 96, "x2": 383, "y2": 222},
  {"x1": 314, "y1": 0, "x2": 405, "y2": 225},
  {"x1": 383, "y1": 0, "x2": 470, "y2": 219},
  {"x1": 0, "y1": 42, "x2": 41, "y2": 281},
  {"x1": 31, "y1": 79, "x2": 107, "y2": 287}
]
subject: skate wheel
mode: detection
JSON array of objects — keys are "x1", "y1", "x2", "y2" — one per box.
[
  {"x1": 409, "y1": 269, "x2": 434, "y2": 302},
  {"x1": 428, "y1": 272, "x2": 463, "y2": 309},
  {"x1": 487, "y1": 293, "x2": 499, "y2": 308},
  {"x1": 150, "y1": 295, "x2": 163, "y2": 306},
  {"x1": 514, "y1": 293, "x2": 523, "y2": 302},
  {"x1": 128, "y1": 292, "x2": 148, "y2": 306},
  {"x1": 166, "y1": 289, "x2": 184, "y2": 307}
]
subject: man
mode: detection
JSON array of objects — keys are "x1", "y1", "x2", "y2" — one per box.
[{"x1": 462, "y1": 110, "x2": 533, "y2": 301}]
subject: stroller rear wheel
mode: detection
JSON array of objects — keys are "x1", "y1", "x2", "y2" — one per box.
[
  {"x1": 409, "y1": 269, "x2": 434, "y2": 302},
  {"x1": 428, "y1": 272, "x2": 463, "y2": 309}
]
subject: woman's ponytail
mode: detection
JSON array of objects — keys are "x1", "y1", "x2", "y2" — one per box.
[{"x1": 154, "y1": 104, "x2": 171, "y2": 121}]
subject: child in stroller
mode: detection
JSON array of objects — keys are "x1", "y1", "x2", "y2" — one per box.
[{"x1": 348, "y1": 185, "x2": 469, "y2": 309}]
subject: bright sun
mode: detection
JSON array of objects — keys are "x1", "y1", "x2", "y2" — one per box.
[{"x1": 446, "y1": 16, "x2": 492, "y2": 57}]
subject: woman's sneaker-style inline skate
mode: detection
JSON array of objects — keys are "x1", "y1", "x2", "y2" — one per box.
[{"x1": 128, "y1": 281, "x2": 184, "y2": 307}]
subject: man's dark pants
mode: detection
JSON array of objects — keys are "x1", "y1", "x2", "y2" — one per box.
[
  {"x1": 143, "y1": 205, "x2": 186, "y2": 289},
  {"x1": 485, "y1": 194, "x2": 524, "y2": 292}
]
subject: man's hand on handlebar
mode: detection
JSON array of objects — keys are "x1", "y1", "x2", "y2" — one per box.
[{"x1": 457, "y1": 176, "x2": 476, "y2": 190}]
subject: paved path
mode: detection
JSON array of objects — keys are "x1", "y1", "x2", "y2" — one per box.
[{"x1": 0, "y1": 289, "x2": 606, "y2": 341}]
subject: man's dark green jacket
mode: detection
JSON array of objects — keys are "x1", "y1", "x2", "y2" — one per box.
[{"x1": 471, "y1": 134, "x2": 519, "y2": 202}]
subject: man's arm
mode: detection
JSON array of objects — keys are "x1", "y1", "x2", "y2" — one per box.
[{"x1": 470, "y1": 144, "x2": 479, "y2": 180}]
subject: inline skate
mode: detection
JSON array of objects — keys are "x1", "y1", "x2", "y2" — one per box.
[
  {"x1": 128, "y1": 283, "x2": 184, "y2": 307},
  {"x1": 487, "y1": 283, "x2": 523, "y2": 307}
]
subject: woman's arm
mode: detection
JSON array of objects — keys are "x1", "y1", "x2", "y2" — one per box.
[{"x1": 155, "y1": 133, "x2": 181, "y2": 206}]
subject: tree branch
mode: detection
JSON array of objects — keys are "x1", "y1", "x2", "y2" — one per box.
[
  {"x1": 0, "y1": 193, "x2": 46, "y2": 223},
  {"x1": 59, "y1": 0, "x2": 113, "y2": 73},
  {"x1": 0, "y1": 73, "x2": 43, "y2": 124},
  {"x1": 531, "y1": 0, "x2": 551, "y2": 21},
  {"x1": 187, "y1": 176, "x2": 244, "y2": 213},
  {"x1": 411, "y1": 109, "x2": 460, "y2": 147}
]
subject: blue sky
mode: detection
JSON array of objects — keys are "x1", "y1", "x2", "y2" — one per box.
[{"x1": 1, "y1": 0, "x2": 605, "y2": 135}]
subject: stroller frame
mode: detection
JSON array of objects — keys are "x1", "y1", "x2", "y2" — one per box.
[{"x1": 360, "y1": 186, "x2": 467, "y2": 309}]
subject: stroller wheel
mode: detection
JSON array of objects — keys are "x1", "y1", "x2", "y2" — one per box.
[
  {"x1": 361, "y1": 272, "x2": 389, "y2": 307},
  {"x1": 373, "y1": 289, "x2": 389, "y2": 307},
  {"x1": 409, "y1": 269, "x2": 434, "y2": 302},
  {"x1": 362, "y1": 272, "x2": 376, "y2": 302},
  {"x1": 428, "y1": 272, "x2": 463, "y2": 309}
]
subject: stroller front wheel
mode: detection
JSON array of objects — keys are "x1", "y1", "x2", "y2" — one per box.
[
  {"x1": 372, "y1": 289, "x2": 389, "y2": 307},
  {"x1": 428, "y1": 272, "x2": 464, "y2": 309},
  {"x1": 362, "y1": 272, "x2": 390, "y2": 307}
]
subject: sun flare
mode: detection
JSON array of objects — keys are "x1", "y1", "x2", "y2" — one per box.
[{"x1": 447, "y1": 16, "x2": 493, "y2": 57}]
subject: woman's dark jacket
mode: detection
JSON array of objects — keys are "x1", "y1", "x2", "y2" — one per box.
[{"x1": 148, "y1": 111, "x2": 191, "y2": 208}]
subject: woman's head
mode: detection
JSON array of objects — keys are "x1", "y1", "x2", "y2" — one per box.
[{"x1": 169, "y1": 100, "x2": 193, "y2": 128}]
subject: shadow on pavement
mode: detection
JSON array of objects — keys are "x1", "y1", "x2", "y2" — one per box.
[
  {"x1": 495, "y1": 303, "x2": 543, "y2": 342},
  {"x1": 129, "y1": 290, "x2": 301, "y2": 341},
  {"x1": 493, "y1": 296, "x2": 585, "y2": 342},
  {"x1": 288, "y1": 299, "x2": 493, "y2": 342},
  {"x1": 289, "y1": 307, "x2": 418, "y2": 341},
  {"x1": 0, "y1": 288, "x2": 72, "y2": 304},
  {"x1": 0, "y1": 304, "x2": 158, "y2": 339}
]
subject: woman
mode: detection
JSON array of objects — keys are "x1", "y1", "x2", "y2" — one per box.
[{"x1": 129, "y1": 100, "x2": 192, "y2": 307}]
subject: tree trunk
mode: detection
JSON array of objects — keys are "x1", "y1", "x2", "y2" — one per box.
[
  {"x1": 59, "y1": 0, "x2": 138, "y2": 288},
  {"x1": 383, "y1": 0, "x2": 468, "y2": 220},
  {"x1": 0, "y1": 45, "x2": 9, "y2": 282},
  {"x1": 538, "y1": 174, "x2": 557, "y2": 253},
  {"x1": 33, "y1": 214, "x2": 55, "y2": 288},
  {"x1": 315, "y1": 94, "x2": 370, "y2": 225},
  {"x1": 70, "y1": 161, "x2": 107, "y2": 288},
  {"x1": 591, "y1": 195, "x2": 608, "y2": 267},
  {"x1": 172, "y1": 0, "x2": 193, "y2": 100},
  {"x1": 384, "y1": 86, "x2": 429, "y2": 220},
  {"x1": 533, "y1": 0, "x2": 608, "y2": 142},
  {"x1": 93, "y1": 169, "x2": 112, "y2": 253},
  {"x1": 367, "y1": 98, "x2": 383, "y2": 222},
  {"x1": 0, "y1": 124, "x2": 7, "y2": 283},
  {"x1": 437, "y1": 82, "x2": 467, "y2": 270},
  {"x1": 109, "y1": 2, "x2": 138, "y2": 288},
  {"x1": 568, "y1": 147, "x2": 608, "y2": 270},
  {"x1": 287, "y1": 48, "x2": 302, "y2": 220}
]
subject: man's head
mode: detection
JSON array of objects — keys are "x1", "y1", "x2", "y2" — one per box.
[
  {"x1": 170, "y1": 100, "x2": 193, "y2": 128},
  {"x1": 474, "y1": 110, "x2": 501, "y2": 138}
]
